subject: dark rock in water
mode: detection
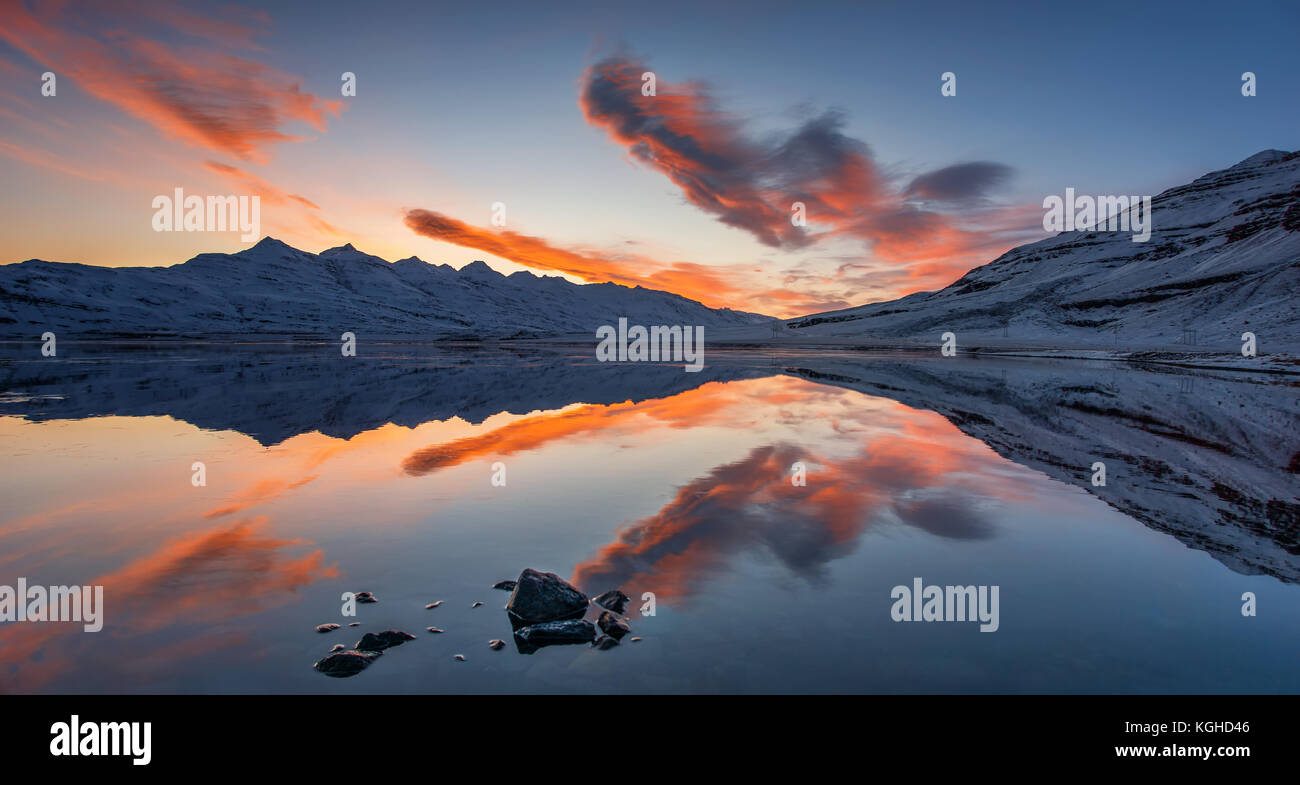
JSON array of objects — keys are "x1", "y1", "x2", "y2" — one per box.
[
  {"x1": 427, "y1": 627, "x2": 444, "y2": 634},
  {"x1": 425, "y1": 601, "x2": 442, "y2": 609},
  {"x1": 315, "y1": 623, "x2": 340, "y2": 633},
  {"x1": 489, "y1": 639, "x2": 505, "y2": 650},
  {"x1": 472, "y1": 602, "x2": 483, "y2": 608},
  {"x1": 355, "y1": 629, "x2": 416, "y2": 651},
  {"x1": 506, "y1": 568, "x2": 589, "y2": 624},
  {"x1": 593, "y1": 589, "x2": 630, "y2": 614},
  {"x1": 594, "y1": 635, "x2": 620, "y2": 650},
  {"x1": 514, "y1": 619, "x2": 597, "y2": 647},
  {"x1": 314, "y1": 649, "x2": 382, "y2": 677},
  {"x1": 454, "y1": 654, "x2": 466, "y2": 661},
  {"x1": 349, "y1": 622, "x2": 361, "y2": 626},
  {"x1": 493, "y1": 580, "x2": 517, "y2": 591},
  {"x1": 597, "y1": 611, "x2": 631, "y2": 640},
  {"x1": 330, "y1": 644, "x2": 346, "y2": 652},
  {"x1": 354, "y1": 591, "x2": 377, "y2": 604}
]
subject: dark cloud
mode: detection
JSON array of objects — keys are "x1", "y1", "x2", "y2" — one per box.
[{"x1": 905, "y1": 161, "x2": 1014, "y2": 202}]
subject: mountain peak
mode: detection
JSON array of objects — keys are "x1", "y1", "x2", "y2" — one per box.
[
  {"x1": 250, "y1": 236, "x2": 294, "y2": 252},
  {"x1": 1233, "y1": 149, "x2": 1294, "y2": 168},
  {"x1": 460, "y1": 260, "x2": 502, "y2": 278},
  {"x1": 320, "y1": 242, "x2": 366, "y2": 257}
]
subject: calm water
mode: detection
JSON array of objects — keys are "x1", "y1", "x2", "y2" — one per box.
[{"x1": 1, "y1": 345, "x2": 1297, "y2": 693}]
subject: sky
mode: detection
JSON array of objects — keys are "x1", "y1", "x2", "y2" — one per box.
[{"x1": 0, "y1": 0, "x2": 1296, "y2": 317}]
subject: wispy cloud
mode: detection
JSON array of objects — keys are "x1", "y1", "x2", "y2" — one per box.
[
  {"x1": 0, "y1": 1, "x2": 342, "y2": 164},
  {"x1": 403, "y1": 208, "x2": 819, "y2": 314}
]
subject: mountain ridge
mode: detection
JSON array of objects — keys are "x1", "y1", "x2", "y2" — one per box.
[
  {"x1": 768, "y1": 149, "x2": 1300, "y2": 353},
  {"x1": 0, "y1": 238, "x2": 771, "y2": 339}
]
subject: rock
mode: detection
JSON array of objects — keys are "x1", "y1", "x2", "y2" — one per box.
[
  {"x1": 593, "y1": 589, "x2": 630, "y2": 614},
  {"x1": 597, "y1": 611, "x2": 631, "y2": 640},
  {"x1": 426, "y1": 627, "x2": 443, "y2": 634},
  {"x1": 349, "y1": 622, "x2": 360, "y2": 626},
  {"x1": 355, "y1": 630, "x2": 416, "y2": 651},
  {"x1": 425, "y1": 601, "x2": 442, "y2": 609},
  {"x1": 629, "y1": 637, "x2": 642, "y2": 642},
  {"x1": 594, "y1": 635, "x2": 620, "y2": 650},
  {"x1": 330, "y1": 644, "x2": 345, "y2": 652},
  {"x1": 315, "y1": 623, "x2": 340, "y2": 633},
  {"x1": 505, "y1": 568, "x2": 589, "y2": 624},
  {"x1": 488, "y1": 639, "x2": 505, "y2": 650},
  {"x1": 472, "y1": 602, "x2": 483, "y2": 608},
  {"x1": 514, "y1": 619, "x2": 597, "y2": 647},
  {"x1": 454, "y1": 654, "x2": 466, "y2": 661},
  {"x1": 493, "y1": 580, "x2": 517, "y2": 591},
  {"x1": 314, "y1": 649, "x2": 382, "y2": 677},
  {"x1": 354, "y1": 591, "x2": 377, "y2": 604}
]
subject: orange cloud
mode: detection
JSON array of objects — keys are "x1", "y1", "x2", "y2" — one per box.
[
  {"x1": 571, "y1": 425, "x2": 1008, "y2": 603},
  {"x1": 0, "y1": 1, "x2": 342, "y2": 165},
  {"x1": 0, "y1": 515, "x2": 337, "y2": 690},
  {"x1": 402, "y1": 381, "x2": 748, "y2": 476},
  {"x1": 403, "y1": 208, "x2": 837, "y2": 316},
  {"x1": 579, "y1": 55, "x2": 1038, "y2": 300}
]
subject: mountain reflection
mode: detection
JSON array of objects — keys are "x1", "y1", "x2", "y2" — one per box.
[{"x1": 1, "y1": 345, "x2": 1297, "y2": 691}]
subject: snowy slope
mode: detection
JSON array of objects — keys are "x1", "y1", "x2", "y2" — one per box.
[
  {"x1": 782, "y1": 354, "x2": 1300, "y2": 583},
  {"x1": 0, "y1": 239, "x2": 770, "y2": 339},
  {"x1": 748, "y1": 150, "x2": 1300, "y2": 356}
]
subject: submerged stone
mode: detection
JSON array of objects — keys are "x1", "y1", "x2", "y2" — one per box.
[
  {"x1": 354, "y1": 591, "x2": 377, "y2": 604},
  {"x1": 593, "y1": 589, "x2": 630, "y2": 615},
  {"x1": 594, "y1": 635, "x2": 620, "y2": 650},
  {"x1": 493, "y1": 580, "x2": 517, "y2": 591},
  {"x1": 514, "y1": 619, "x2": 597, "y2": 647},
  {"x1": 314, "y1": 649, "x2": 382, "y2": 678},
  {"x1": 355, "y1": 630, "x2": 416, "y2": 651},
  {"x1": 489, "y1": 639, "x2": 505, "y2": 650},
  {"x1": 597, "y1": 611, "x2": 631, "y2": 640},
  {"x1": 505, "y1": 568, "x2": 589, "y2": 624},
  {"x1": 315, "y1": 623, "x2": 340, "y2": 633}
]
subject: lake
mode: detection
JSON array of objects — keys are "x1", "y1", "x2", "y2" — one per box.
[{"x1": 1, "y1": 344, "x2": 1297, "y2": 693}]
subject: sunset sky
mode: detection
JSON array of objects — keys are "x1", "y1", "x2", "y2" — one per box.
[{"x1": 1, "y1": 0, "x2": 1296, "y2": 316}]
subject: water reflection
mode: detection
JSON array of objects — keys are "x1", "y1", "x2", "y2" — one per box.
[{"x1": 0, "y1": 345, "x2": 1296, "y2": 693}]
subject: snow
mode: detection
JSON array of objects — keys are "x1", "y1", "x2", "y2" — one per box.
[{"x1": 0, "y1": 240, "x2": 770, "y2": 340}]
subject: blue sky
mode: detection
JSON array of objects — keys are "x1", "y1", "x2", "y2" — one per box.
[{"x1": 1, "y1": 0, "x2": 1295, "y2": 314}]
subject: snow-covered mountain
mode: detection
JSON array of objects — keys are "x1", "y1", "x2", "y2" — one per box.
[
  {"x1": 775, "y1": 149, "x2": 1300, "y2": 355},
  {"x1": 0, "y1": 238, "x2": 770, "y2": 339},
  {"x1": 784, "y1": 355, "x2": 1300, "y2": 583}
]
